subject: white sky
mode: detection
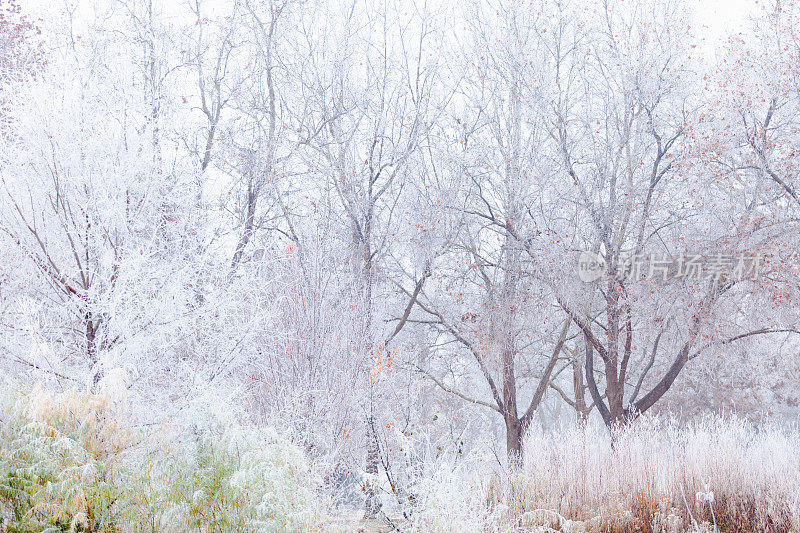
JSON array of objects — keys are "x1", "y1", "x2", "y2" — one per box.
[
  {"x1": 26, "y1": 0, "x2": 759, "y2": 37},
  {"x1": 691, "y1": 0, "x2": 755, "y2": 50},
  {"x1": 21, "y1": 0, "x2": 761, "y2": 77}
]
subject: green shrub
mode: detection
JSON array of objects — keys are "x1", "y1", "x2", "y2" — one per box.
[
  {"x1": 0, "y1": 386, "x2": 131, "y2": 531},
  {"x1": 132, "y1": 424, "x2": 322, "y2": 532},
  {"x1": 0, "y1": 385, "x2": 323, "y2": 532}
]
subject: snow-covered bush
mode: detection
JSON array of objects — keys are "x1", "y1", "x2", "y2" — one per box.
[
  {"x1": 407, "y1": 460, "x2": 498, "y2": 532},
  {"x1": 0, "y1": 385, "x2": 132, "y2": 531},
  {"x1": 134, "y1": 424, "x2": 323, "y2": 532},
  {"x1": 0, "y1": 384, "x2": 324, "y2": 532}
]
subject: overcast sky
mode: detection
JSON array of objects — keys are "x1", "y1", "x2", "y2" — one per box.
[
  {"x1": 25, "y1": 0, "x2": 760, "y2": 64},
  {"x1": 691, "y1": 0, "x2": 755, "y2": 49}
]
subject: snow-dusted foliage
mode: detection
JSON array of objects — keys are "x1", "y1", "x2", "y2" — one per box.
[
  {"x1": 129, "y1": 394, "x2": 324, "y2": 532},
  {"x1": 1, "y1": 0, "x2": 800, "y2": 530},
  {"x1": 0, "y1": 383, "x2": 323, "y2": 531},
  {"x1": 0, "y1": 385, "x2": 132, "y2": 530}
]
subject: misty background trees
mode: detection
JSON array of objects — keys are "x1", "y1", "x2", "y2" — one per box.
[{"x1": 1, "y1": 0, "x2": 799, "y2": 519}]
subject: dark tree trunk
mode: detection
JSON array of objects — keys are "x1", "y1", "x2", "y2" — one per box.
[
  {"x1": 86, "y1": 310, "x2": 101, "y2": 387},
  {"x1": 230, "y1": 179, "x2": 257, "y2": 271},
  {"x1": 363, "y1": 415, "x2": 381, "y2": 519},
  {"x1": 505, "y1": 414, "x2": 524, "y2": 466},
  {"x1": 572, "y1": 358, "x2": 589, "y2": 424}
]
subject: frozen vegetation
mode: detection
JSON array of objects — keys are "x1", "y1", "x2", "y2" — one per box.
[
  {"x1": 1, "y1": 0, "x2": 800, "y2": 530},
  {"x1": 0, "y1": 383, "x2": 323, "y2": 531},
  {"x1": 0, "y1": 382, "x2": 797, "y2": 530}
]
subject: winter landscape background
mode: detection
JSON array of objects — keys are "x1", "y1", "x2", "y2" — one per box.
[{"x1": 0, "y1": 0, "x2": 799, "y2": 530}]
